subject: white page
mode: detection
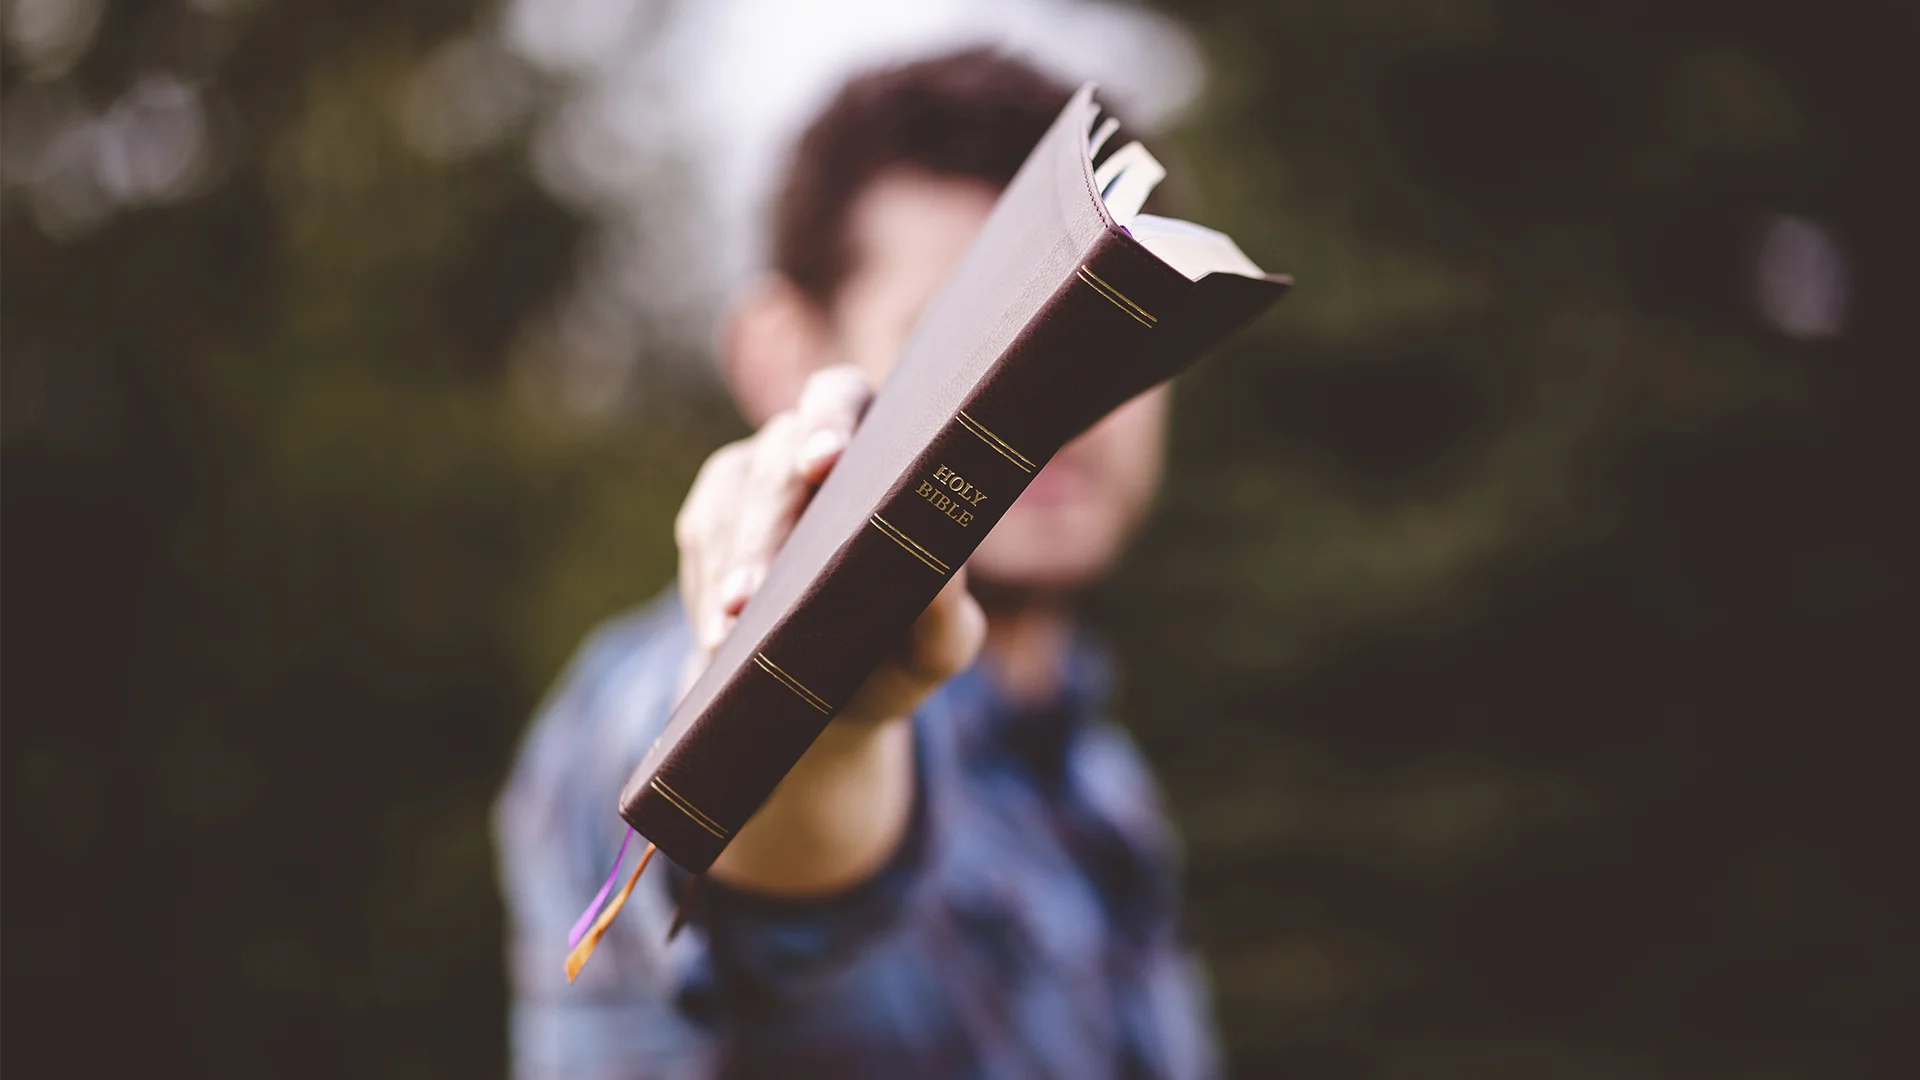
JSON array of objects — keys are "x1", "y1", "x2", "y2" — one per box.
[{"x1": 1127, "y1": 212, "x2": 1265, "y2": 281}]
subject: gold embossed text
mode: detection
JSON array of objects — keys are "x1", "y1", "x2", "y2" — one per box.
[{"x1": 916, "y1": 464, "x2": 988, "y2": 526}]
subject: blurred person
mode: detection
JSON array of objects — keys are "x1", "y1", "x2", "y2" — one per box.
[{"x1": 497, "y1": 49, "x2": 1214, "y2": 1079}]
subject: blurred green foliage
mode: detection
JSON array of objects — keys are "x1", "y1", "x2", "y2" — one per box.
[{"x1": 4, "y1": 1, "x2": 1913, "y2": 1077}]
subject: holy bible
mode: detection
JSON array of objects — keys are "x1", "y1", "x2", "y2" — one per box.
[{"x1": 618, "y1": 84, "x2": 1289, "y2": 874}]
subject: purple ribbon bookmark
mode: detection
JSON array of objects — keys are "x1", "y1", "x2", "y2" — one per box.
[{"x1": 569, "y1": 829, "x2": 635, "y2": 948}]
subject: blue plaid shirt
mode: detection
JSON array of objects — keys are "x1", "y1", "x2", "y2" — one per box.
[{"x1": 495, "y1": 593, "x2": 1219, "y2": 1079}]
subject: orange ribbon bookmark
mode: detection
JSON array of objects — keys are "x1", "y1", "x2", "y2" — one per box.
[{"x1": 565, "y1": 842, "x2": 656, "y2": 982}]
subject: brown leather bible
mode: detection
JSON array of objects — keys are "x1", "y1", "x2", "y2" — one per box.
[{"x1": 618, "y1": 84, "x2": 1290, "y2": 873}]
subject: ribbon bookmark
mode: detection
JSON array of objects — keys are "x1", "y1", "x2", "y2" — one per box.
[
  {"x1": 569, "y1": 830, "x2": 635, "y2": 949},
  {"x1": 565, "y1": 841, "x2": 657, "y2": 982}
]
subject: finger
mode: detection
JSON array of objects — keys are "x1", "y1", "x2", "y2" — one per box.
[
  {"x1": 676, "y1": 442, "x2": 752, "y2": 652},
  {"x1": 793, "y1": 365, "x2": 872, "y2": 484},
  {"x1": 719, "y1": 368, "x2": 872, "y2": 622},
  {"x1": 718, "y1": 410, "x2": 809, "y2": 617}
]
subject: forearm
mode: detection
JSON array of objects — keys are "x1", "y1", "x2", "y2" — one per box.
[{"x1": 708, "y1": 714, "x2": 916, "y2": 895}]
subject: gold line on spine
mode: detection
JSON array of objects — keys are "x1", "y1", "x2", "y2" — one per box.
[
  {"x1": 649, "y1": 777, "x2": 730, "y2": 839},
  {"x1": 1076, "y1": 266, "x2": 1156, "y2": 327},
  {"x1": 869, "y1": 514, "x2": 952, "y2": 574},
  {"x1": 753, "y1": 652, "x2": 835, "y2": 714},
  {"x1": 954, "y1": 410, "x2": 1037, "y2": 473}
]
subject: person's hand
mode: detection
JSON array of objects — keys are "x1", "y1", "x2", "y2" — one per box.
[{"x1": 674, "y1": 364, "x2": 986, "y2": 725}]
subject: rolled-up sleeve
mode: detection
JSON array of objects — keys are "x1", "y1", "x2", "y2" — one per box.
[{"x1": 684, "y1": 718, "x2": 939, "y2": 1005}]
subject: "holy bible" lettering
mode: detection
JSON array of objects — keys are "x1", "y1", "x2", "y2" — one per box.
[{"x1": 915, "y1": 463, "x2": 988, "y2": 527}]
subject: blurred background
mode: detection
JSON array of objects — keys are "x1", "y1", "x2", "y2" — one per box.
[{"x1": 4, "y1": 0, "x2": 1914, "y2": 1075}]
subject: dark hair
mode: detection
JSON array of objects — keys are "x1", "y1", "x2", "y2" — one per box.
[{"x1": 771, "y1": 48, "x2": 1075, "y2": 308}]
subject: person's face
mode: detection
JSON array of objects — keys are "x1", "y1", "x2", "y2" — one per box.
[
  {"x1": 727, "y1": 167, "x2": 1168, "y2": 594},
  {"x1": 830, "y1": 168, "x2": 1168, "y2": 593}
]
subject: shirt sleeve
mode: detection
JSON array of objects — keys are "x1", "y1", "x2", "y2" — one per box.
[
  {"x1": 493, "y1": 598, "x2": 714, "y2": 1080},
  {"x1": 682, "y1": 716, "x2": 940, "y2": 1005}
]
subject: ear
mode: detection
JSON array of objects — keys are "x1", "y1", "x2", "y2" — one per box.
[{"x1": 719, "y1": 276, "x2": 830, "y2": 426}]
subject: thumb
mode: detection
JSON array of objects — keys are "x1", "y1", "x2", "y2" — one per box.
[
  {"x1": 902, "y1": 567, "x2": 987, "y2": 688},
  {"x1": 836, "y1": 567, "x2": 986, "y2": 725}
]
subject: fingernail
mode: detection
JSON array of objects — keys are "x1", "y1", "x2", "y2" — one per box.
[
  {"x1": 719, "y1": 566, "x2": 754, "y2": 605},
  {"x1": 798, "y1": 428, "x2": 847, "y2": 470}
]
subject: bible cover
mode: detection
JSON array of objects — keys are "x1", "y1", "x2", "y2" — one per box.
[{"x1": 618, "y1": 84, "x2": 1289, "y2": 872}]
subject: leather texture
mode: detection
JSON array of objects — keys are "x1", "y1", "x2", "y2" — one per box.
[{"x1": 619, "y1": 85, "x2": 1290, "y2": 872}]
